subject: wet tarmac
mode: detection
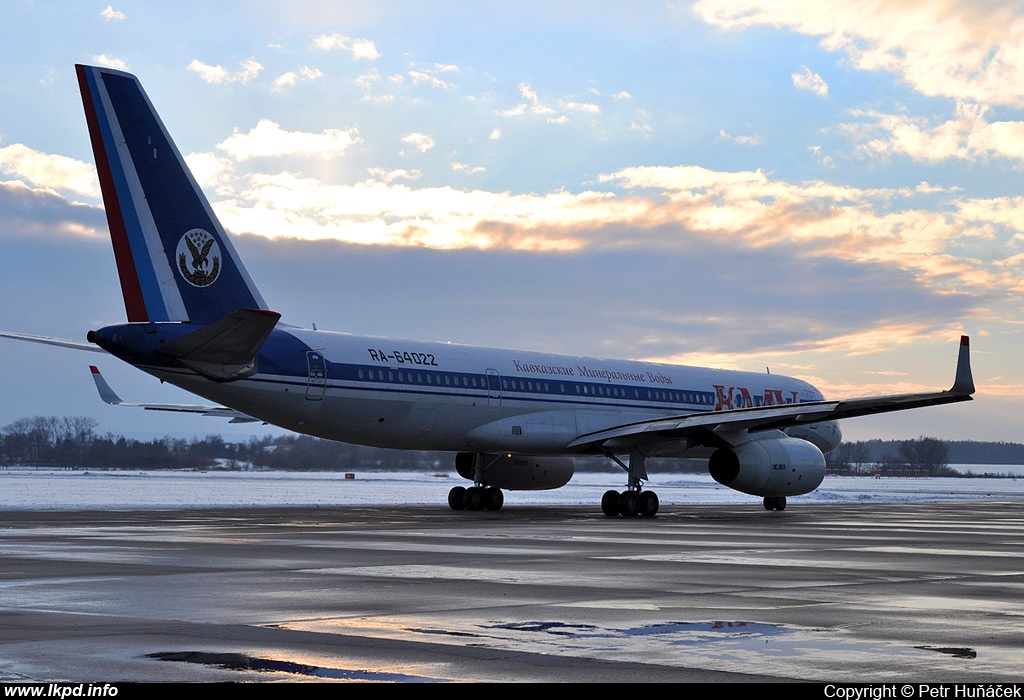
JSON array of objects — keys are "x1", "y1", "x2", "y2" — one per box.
[{"x1": 2, "y1": 501, "x2": 1023, "y2": 683}]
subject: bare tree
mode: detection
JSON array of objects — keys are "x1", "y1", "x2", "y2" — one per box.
[{"x1": 898, "y1": 437, "x2": 950, "y2": 476}]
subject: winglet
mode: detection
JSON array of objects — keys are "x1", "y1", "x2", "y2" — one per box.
[
  {"x1": 90, "y1": 365, "x2": 125, "y2": 405},
  {"x1": 951, "y1": 335, "x2": 975, "y2": 396}
]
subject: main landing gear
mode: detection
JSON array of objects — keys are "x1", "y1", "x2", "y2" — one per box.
[
  {"x1": 601, "y1": 446, "x2": 659, "y2": 517},
  {"x1": 448, "y1": 484, "x2": 504, "y2": 511},
  {"x1": 763, "y1": 496, "x2": 787, "y2": 511},
  {"x1": 448, "y1": 453, "x2": 505, "y2": 511},
  {"x1": 601, "y1": 488, "x2": 659, "y2": 517}
]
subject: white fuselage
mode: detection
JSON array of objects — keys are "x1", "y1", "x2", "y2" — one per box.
[{"x1": 152, "y1": 327, "x2": 839, "y2": 456}]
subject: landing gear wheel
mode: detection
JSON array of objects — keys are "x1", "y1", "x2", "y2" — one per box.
[
  {"x1": 448, "y1": 486, "x2": 466, "y2": 511},
  {"x1": 601, "y1": 490, "x2": 621, "y2": 516},
  {"x1": 776, "y1": 496, "x2": 786, "y2": 511},
  {"x1": 464, "y1": 486, "x2": 485, "y2": 511},
  {"x1": 619, "y1": 490, "x2": 640, "y2": 517},
  {"x1": 483, "y1": 487, "x2": 504, "y2": 511},
  {"x1": 763, "y1": 496, "x2": 787, "y2": 511},
  {"x1": 639, "y1": 491, "x2": 659, "y2": 517}
]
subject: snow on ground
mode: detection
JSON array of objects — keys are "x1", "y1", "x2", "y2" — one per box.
[{"x1": 1, "y1": 468, "x2": 1022, "y2": 510}]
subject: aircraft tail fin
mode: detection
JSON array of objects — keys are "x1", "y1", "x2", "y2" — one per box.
[{"x1": 76, "y1": 64, "x2": 268, "y2": 325}]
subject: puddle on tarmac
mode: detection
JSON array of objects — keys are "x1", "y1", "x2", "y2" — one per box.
[
  {"x1": 480, "y1": 620, "x2": 979, "y2": 661},
  {"x1": 915, "y1": 646, "x2": 978, "y2": 659},
  {"x1": 485, "y1": 619, "x2": 790, "y2": 642},
  {"x1": 147, "y1": 651, "x2": 447, "y2": 682}
]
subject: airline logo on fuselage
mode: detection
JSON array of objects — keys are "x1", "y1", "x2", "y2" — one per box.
[
  {"x1": 714, "y1": 385, "x2": 800, "y2": 410},
  {"x1": 176, "y1": 229, "x2": 221, "y2": 287}
]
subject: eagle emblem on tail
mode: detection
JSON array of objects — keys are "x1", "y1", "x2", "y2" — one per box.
[{"x1": 176, "y1": 229, "x2": 221, "y2": 287}]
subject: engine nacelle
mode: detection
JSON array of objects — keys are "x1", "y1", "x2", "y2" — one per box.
[
  {"x1": 456, "y1": 452, "x2": 575, "y2": 491},
  {"x1": 708, "y1": 435, "x2": 826, "y2": 497},
  {"x1": 785, "y1": 420, "x2": 842, "y2": 455}
]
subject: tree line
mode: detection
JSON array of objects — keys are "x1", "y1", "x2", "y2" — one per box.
[
  {"x1": 826, "y1": 437, "x2": 1024, "y2": 476},
  {"x1": 2, "y1": 414, "x2": 1021, "y2": 474},
  {"x1": 826, "y1": 436, "x2": 955, "y2": 476},
  {"x1": 0, "y1": 415, "x2": 449, "y2": 471}
]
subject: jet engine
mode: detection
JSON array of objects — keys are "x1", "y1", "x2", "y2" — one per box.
[
  {"x1": 455, "y1": 452, "x2": 575, "y2": 491},
  {"x1": 708, "y1": 434, "x2": 826, "y2": 497}
]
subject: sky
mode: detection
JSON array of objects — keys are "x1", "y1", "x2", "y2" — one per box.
[{"x1": 0, "y1": 0, "x2": 1022, "y2": 445}]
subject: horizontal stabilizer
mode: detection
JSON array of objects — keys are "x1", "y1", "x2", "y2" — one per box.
[
  {"x1": 157, "y1": 308, "x2": 281, "y2": 382},
  {"x1": 0, "y1": 331, "x2": 105, "y2": 353},
  {"x1": 89, "y1": 366, "x2": 259, "y2": 422}
]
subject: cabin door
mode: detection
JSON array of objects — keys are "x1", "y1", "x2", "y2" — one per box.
[
  {"x1": 306, "y1": 351, "x2": 327, "y2": 400},
  {"x1": 486, "y1": 368, "x2": 502, "y2": 408}
]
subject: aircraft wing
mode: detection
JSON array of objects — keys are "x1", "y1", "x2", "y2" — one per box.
[
  {"x1": 0, "y1": 331, "x2": 105, "y2": 353},
  {"x1": 89, "y1": 366, "x2": 261, "y2": 423},
  {"x1": 567, "y1": 336, "x2": 975, "y2": 449}
]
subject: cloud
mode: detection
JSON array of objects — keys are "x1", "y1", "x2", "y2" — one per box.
[
  {"x1": 630, "y1": 121, "x2": 653, "y2": 138},
  {"x1": 354, "y1": 69, "x2": 381, "y2": 91},
  {"x1": 407, "y1": 63, "x2": 460, "y2": 90},
  {"x1": 212, "y1": 172, "x2": 612, "y2": 250},
  {"x1": 272, "y1": 66, "x2": 323, "y2": 91},
  {"x1": 497, "y1": 84, "x2": 614, "y2": 126},
  {"x1": 187, "y1": 57, "x2": 264, "y2": 85},
  {"x1": 183, "y1": 152, "x2": 238, "y2": 197},
  {"x1": 0, "y1": 180, "x2": 105, "y2": 239},
  {"x1": 1, "y1": 151, "x2": 1001, "y2": 398},
  {"x1": 694, "y1": 0, "x2": 1024, "y2": 107},
  {"x1": 792, "y1": 65, "x2": 828, "y2": 97},
  {"x1": 408, "y1": 70, "x2": 452, "y2": 90},
  {"x1": 313, "y1": 33, "x2": 381, "y2": 60},
  {"x1": 0, "y1": 144, "x2": 99, "y2": 197},
  {"x1": 840, "y1": 103, "x2": 1024, "y2": 164},
  {"x1": 695, "y1": 1, "x2": 1024, "y2": 169},
  {"x1": 215, "y1": 120, "x2": 361, "y2": 160},
  {"x1": 719, "y1": 130, "x2": 764, "y2": 146},
  {"x1": 400, "y1": 132, "x2": 436, "y2": 153},
  {"x1": 367, "y1": 168, "x2": 422, "y2": 183},
  {"x1": 100, "y1": 6, "x2": 125, "y2": 21},
  {"x1": 194, "y1": 159, "x2": 1020, "y2": 335},
  {"x1": 696, "y1": 2, "x2": 1024, "y2": 173},
  {"x1": 92, "y1": 55, "x2": 128, "y2": 71},
  {"x1": 562, "y1": 100, "x2": 601, "y2": 114},
  {"x1": 451, "y1": 160, "x2": 485, "y2": 175},
  {"x1": 497, "y1": 83, "x2": 560, "y2": 120}
]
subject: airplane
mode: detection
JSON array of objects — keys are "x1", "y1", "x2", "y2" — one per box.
[{"x1": 0, "y1": 64, "x2": 976, "y2": 516}]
